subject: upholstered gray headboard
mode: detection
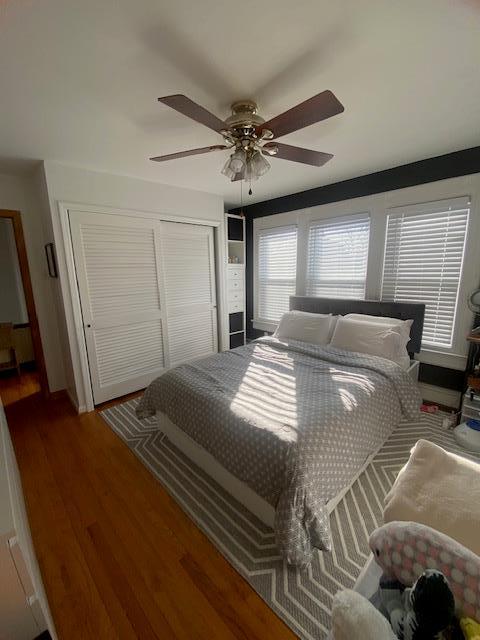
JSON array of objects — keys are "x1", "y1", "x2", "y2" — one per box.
[{"x1": 289, "y1": 296, "x2": 425, "y2": 354}]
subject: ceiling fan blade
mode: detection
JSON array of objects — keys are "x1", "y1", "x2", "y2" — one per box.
[
  {"x1": 263, "y1": 142, "x2": 333, "y2": 167},
  {"x1": 158, "y1": 94, "x2": 226, "y2": 133},
  {"x1": 150, "y1": 144, "x2": 228, "y2": 162},
  {"x1": 260, "y1": 90, "x2": 344, "y2": 139}
]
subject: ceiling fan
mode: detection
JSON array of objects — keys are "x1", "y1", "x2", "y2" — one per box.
[{"x1": 150, "y1": 91, "x2": 344, "y2": 189}]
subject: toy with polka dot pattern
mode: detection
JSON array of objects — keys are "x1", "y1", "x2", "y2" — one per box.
[{"x1": 369, "y1": 521, "x2": 480, "y2": 637}]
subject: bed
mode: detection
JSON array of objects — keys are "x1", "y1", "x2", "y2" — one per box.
[{"x1": 137, "y1": 297, "x2": 425, "y2": 565}]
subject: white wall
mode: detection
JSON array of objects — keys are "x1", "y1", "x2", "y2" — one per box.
[
  {"x1": 0, "y1": 172, "x2": 66, "y2": 391},
  {"x1": 43, "y1": 162, "x2": 224, "y2": 223},
  {"x1": 41, "y1": 161, "x2": 226, "y2": 411}
]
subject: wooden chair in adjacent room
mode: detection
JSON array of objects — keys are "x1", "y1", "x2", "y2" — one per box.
[{"x1": 0, "y1": 323, "x2": 21, "y2": 377}]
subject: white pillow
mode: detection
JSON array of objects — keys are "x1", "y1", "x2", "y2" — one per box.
[
  {"x1": 274, "y1": 311, "x2": 337, "y2": 346},
  {"x1": 344, "y1": 313, "x2": 413, "y2": 339},
  {"x1": 330, "y1": 316, "x2": 410, "y2": 367}
]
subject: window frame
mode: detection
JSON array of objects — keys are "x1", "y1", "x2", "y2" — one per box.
[
  {"x1": 305, "y1": 212, "x2": 371, "y2": 300},
  {"x1": 381, "y1": 196, "x2": 470, "y2": 352},
  {"x1": 254, "y1": 223, "x2": 298, "y2": 327},
  {"x1": 252, "y1": 174, "x2": 480, "y2": 370}
]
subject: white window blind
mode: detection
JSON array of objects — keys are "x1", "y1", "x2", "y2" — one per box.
[
  {"x1": 382, "y1": 197, "x2": 470, "y2": 349},
  {"x1": 257, "y1": 225, "x2": 297, "y2": 322},
  {"x1": 306, "y1": 214, "x2": 370, "y2": 299}
]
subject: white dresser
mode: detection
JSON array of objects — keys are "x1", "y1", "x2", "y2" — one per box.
[
  {"x1": 227, "y1": 264, "x2": 245, "y2": 314},
  {"x1": 225, "y1": 214, "x2": 246, "y2": 349},
  {"x1": 0, "y1": 400, "x2": 55, "y2": 639}
]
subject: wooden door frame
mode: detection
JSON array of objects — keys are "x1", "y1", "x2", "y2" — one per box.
[{"x1": 0, "y1": 210, "x2": 49, "y2": 398}]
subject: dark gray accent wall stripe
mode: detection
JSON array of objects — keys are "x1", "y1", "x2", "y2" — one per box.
[{"x1": 229, "y1": 145, "x2": 480, "y2": 392}]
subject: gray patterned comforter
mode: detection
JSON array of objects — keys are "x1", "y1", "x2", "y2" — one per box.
[{"x1": 137, "y1": 337, "x2": 421, "y2": 565}]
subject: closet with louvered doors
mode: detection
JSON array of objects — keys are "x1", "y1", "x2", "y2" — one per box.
[
  {"x1": 158, "y1": 221, "x2": 218, "y2": 367},
  {"x1": 69, "y1": 211, "x2": 218, "y2": 405}
]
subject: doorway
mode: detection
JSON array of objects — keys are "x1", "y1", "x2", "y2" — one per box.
[{"x1": 0, "y1": 210, "x2": 48, "y2": 404}]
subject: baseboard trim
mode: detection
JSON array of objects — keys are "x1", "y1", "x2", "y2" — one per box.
[
  {"x1": 49, "y1": 388, "x2": 86, "y2": 414},
  {"x1": 418, "y1": 382, "x2": 461, "y2": 410},
  {"x1": 49, "y1": 389, "x2": 68, "y2": 403},
  {"x1": 63, "y1": 388, "x2": 86, "y2": 414}
]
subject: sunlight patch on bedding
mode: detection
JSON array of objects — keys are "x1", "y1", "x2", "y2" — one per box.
[
  {"x1": 229, "y1": 360, "x2": 298, "y2": 443},
  {"x1": 328, "y1": 367, "x2": 376, "y2": 411},
  {"x1": 337, "y1": 388, "x2": 357, "y2": 411},
  {"x1": 252, "y1": 343, "x2": 295, "y2": 372},
  {"x1": 329, "y1": 367, "x2": 376, "y2": 394}
]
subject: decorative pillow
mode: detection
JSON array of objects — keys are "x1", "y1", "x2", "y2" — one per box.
[
  {"x1": 369, "y1": 521, "x2": 480, "y2": 622},
  {"x1": 331, "y1": 589, "x2": 398, "y2": 640},
  {"x1": 384, "y1": 439, "x2": 480, "y2": 557},
  {"x1": 330, "y1": 316, "x2": 410, "y2": 368},
  {"x1": 274, "y1": 311, "x2": 337, "y2": 345}
]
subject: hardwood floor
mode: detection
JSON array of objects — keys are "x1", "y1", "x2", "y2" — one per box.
[
  {"x1": 5, "y1": 389, "x2": 296, "y2": 640},
  {"x1": 0, "y1": 369, "x2": 40, "y2": 406}
]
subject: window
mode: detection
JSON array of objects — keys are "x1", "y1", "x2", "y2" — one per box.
[
  {"x1": 257, "y1": 225, "x2": 297, "y2": 321},
  {"x1": 382, "y1": 197, "x2": 470, "y2": 348},
  {"x1": 306, "y1": 214, "x2": 370, "y2": 299}
]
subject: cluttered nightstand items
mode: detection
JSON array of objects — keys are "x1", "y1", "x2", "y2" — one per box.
[
  {"x1": 453, "y1": 316, "x2": 480, "y2": 452},
  {"x1": 455, "y1": 387, "x2": 480, "y2": 452}
]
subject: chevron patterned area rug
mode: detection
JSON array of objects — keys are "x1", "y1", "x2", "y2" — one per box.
[{"x1": 100, "y1": 400, "x2": 478, "y2": 639}]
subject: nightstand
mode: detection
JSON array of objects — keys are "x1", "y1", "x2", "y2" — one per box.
[{"x1": 460, "y1": 387, "x2": 480, "y2": 423}]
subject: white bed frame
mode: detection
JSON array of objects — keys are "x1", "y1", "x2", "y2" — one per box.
[
  {"x1": 161, "y1": 408, "x2": 378, "y2": 526},
  {"x1": 158, "y1": 411, "x2": 276, "y2": 527},
  {"x1": 157, "y1": 357, "x2": 419, "y2": 529}
]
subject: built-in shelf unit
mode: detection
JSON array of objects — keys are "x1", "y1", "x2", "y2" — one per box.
[{"x1": 226, "y1": 213, "x2": 246, "y2": 349}]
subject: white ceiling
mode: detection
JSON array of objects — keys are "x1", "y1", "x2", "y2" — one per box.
[{"x1": 1, "y1": 0, "x2": 479, "y2": 208}]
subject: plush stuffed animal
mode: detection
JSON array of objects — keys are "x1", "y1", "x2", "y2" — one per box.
[
  {"x1": 380, "y1": 569, "x2": 455, "y2": 640},
  {"x1": 331, "y1": 589, "x2": 398, "y2": 640},
  {"x1": 369, "y1": 521, "x2": 480, "y2": 622}
]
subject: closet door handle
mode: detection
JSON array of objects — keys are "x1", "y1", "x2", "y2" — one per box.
[{"x1": 85, "y1": 324, "x2": 91, "y2": 328}]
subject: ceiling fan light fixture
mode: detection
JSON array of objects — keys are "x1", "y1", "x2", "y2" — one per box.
[
  {"x1": 222, "y1": 149, "x2": 247, "y2": 179},
  {"x1": 247, "y1": 150, "x2": 270, "y2": 180},
  {"x1": 259, "y1": 129, "x2": 274, "y2": 140},
  {"x1": 229, "y1": 148, "x2": 247, "y2": 173},
  {"x1": 221, "y1": 160, "x2": 236, "y2": 180},
  {"x1": 231, "y1": 168, "x2": 245, "y2": 182},
  {"x1": 262, "y1": 143, "x2": 278, "y2": 156}
]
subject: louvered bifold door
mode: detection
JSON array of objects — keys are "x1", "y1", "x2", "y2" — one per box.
[
  {"x1": 69, "y1": 211, "x2": 168, "y2": 404},
  {"x1": 159, "y1": 222, "x2": 218, "y2": 367}
]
